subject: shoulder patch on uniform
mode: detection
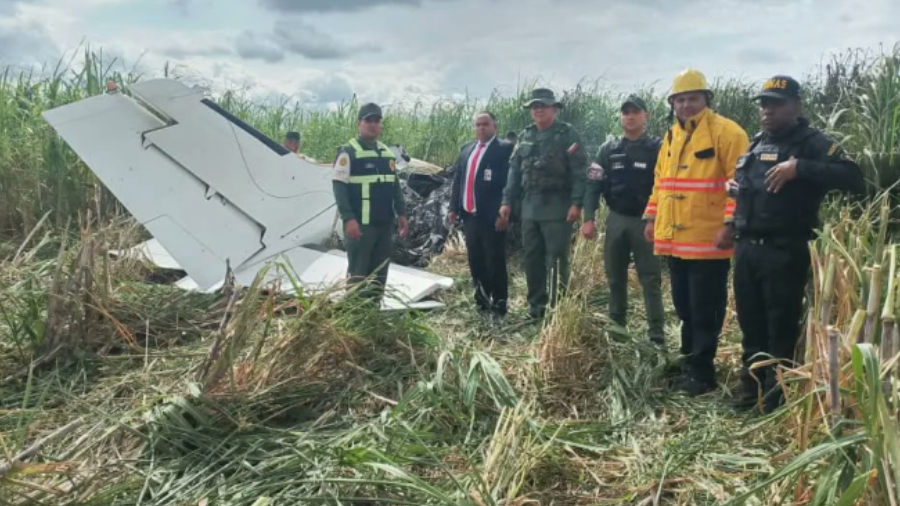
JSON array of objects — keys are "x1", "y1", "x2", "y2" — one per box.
[
  {"x1": 567, "y1": 142, "x2": 581, "y2": 154},
  {"x1": 588, "y1": 163, "x2": 604, "y2": 180},
  {"x1": 333, "y1": 152, "x2": 351, "y2": 182},
  {"x1": 827, "y1": 142, "x2": 838, "y2": 157}
]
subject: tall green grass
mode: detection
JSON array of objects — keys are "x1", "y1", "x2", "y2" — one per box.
[{"x1": 2, "y1": 45, "x2": 899, "y2": 238}]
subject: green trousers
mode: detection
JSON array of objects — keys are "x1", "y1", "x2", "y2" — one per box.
[
  {"x1": 523, "y1": 219, "x2": 572, "y2": 317},
  {"x1": 603, "y1": 210, "x2": 665, "y2": 342},
  {"x1": 346, "y1": 224, "x2": 394, "y2": 303}
]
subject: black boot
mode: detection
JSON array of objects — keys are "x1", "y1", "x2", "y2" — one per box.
[
  {"x1": 730, "y1": 368, "x2": 762, "y2": 411},
  {"x1": 761, "y1": 373, "x2": 785, "y2": 414},
  {"x1": 675, "y1": 365, "x2": 717, "y2": 396}
]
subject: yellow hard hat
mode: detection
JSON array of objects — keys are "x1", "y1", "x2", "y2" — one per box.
[{"x1": 668, "y1": 68, "x2": 714, "y2": 102}]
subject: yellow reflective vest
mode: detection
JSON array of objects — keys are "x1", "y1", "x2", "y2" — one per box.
[{"x1": 643, "y1": 108, "x2": 750, "y2": 259}]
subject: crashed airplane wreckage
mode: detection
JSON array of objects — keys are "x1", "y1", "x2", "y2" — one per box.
[{"x1": 42, "y1": 78, "x2": 453, "y2": 310}]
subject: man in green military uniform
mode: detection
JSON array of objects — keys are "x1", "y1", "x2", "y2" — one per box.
[
  {"x1": 499, "y1": 88, "x2": 588, "y2": 319},
  {"x1": 582, "y1": 95, "x2": 665, "y2": 344},
  {"x1": 332, "y1": 103, "x2": 409, "y2": 303}
]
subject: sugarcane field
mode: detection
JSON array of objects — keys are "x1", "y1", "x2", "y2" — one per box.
[{"x1": 2, "y1": 3, "x2": 900, "y2": 503}]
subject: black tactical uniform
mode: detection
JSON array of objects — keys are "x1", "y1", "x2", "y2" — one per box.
[
  {"x1": 583, "y1": 95, "x2": 665, "y2": 343},
  {"x1": 732, "y1": 76, "x2": 864, "y2": 412}
]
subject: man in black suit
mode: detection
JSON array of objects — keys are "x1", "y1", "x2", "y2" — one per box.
[{"x1": 449, "y1": 112, "x2": 513, "y2": 316}]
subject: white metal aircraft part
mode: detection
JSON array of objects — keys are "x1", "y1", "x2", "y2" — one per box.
[{"x1": 45, "y1": 79, "x2": 451, "y2": 310}]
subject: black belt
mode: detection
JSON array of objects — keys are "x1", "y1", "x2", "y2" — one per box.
[{"x1": 736, "y1": 234, "x2": 809, "y2": 245}]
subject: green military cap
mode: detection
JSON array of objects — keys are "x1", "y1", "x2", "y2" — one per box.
[
  {"x1": 621, "y1": 94, "x2": 648, "y2": 112},
  {"x1": 358, "y1": 102, "x2": 383, "y2": 120},
  {"x1": 523, "y1": 88, "x2": 564, "y2": 109}
]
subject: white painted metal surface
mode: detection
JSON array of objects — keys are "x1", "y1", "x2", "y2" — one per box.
[{"x1": 45, "y1": 79, "x2": 452, "y2": 310}]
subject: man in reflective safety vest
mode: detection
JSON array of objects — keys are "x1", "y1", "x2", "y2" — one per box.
[{"x1": 332, "y1": 103, "x2": 409, "y2": 303}]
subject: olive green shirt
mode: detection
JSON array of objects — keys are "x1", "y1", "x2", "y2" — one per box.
[
  {"x1": 502, "y1": 121, "x2": 588, "y2": 221},
  {"x1": 332, "y1": 136, "x2": 407, "y2": 222}
]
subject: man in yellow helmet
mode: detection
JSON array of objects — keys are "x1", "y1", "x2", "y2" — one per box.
[{"x1": 643, "y1": 69, "x2": 750, "y2": 395}]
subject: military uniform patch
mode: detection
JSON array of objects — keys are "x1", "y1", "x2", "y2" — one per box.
[
  {"x1": 827, "y1": 142, "x2": 838, "y2": 157},
  {"x1": 759, "y1": 153, "x2": 779, "y2": 162},
  {"x1": 567, "y1": 143, "x2": 580, "y2": 154},
  {"x1": 588, "y1": 163, "x2": 604, "y2": 181},
  {"x1": 333, "y1": 152, "x2": 351, "y2": 182}
]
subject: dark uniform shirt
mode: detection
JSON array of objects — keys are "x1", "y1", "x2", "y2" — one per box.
[
  {"x1": 583, "y1": 133, "x2": 661, "y2": 221},
  {"x1": 733, "y1": 117, "x2": 864, "y2": 239},
  {"x1": 332, "y1": 137, "x2": 407, "y2": 224}
]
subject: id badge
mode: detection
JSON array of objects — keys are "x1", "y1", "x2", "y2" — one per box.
[{"x1": 484, "y1": 169, "x2": 492, "y2": 181}]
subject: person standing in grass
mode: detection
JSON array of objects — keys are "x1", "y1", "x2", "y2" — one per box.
[
  {"x1": 499, "y1": 88, "x2": 588, "y2": 320},
  {"x1": 448, "y1": 112, "x2": 514, "y2": 317},
  {"x1": 728, "y1": 75, "x2": 864, "y2": 413},
  {"x1": 332, "y1": 103, "x2": 410, "y2": 304},
  {"x1": 643, "y1": 69, "x2": 750, "y2": 396},
  {"x1": 582, "y1": 95, "x2": 665, "y2": 346}
]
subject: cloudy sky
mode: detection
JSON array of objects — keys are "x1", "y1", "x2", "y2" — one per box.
[{"x1": 1, "y1": 0, "x2": 898, "y2": 107}]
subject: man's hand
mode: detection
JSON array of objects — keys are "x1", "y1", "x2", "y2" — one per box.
[
  {"x1": 725, "y1": 178, "x2": 739, "y2": 198},
  {"x1": 345, "y1": 219, "x2": 362, "y2": 241},
  {"x1": 765, "y1": 156, "x2": 798, "y2": 193},
  {"x1": 714, "y1": 224, "x2": 735, "y2": 250},
  {"x1": 566, "y1": 205, "x2": 581, "y2": 223},
  {"x1": 398, "y1": 216, "x2": 409, "y2": 239},
  {"x1": 448, "y1": 211, "x2": 458, "y2": 225},
  {"x1": 581, "y1": 220, "x2": 597, "y2": 240},
  {"x1": 495, "y1": 215, "x2": 509, "y2": 232},
  {"x1": 499, "y1": 205, "x2": 511, "y2": 221},
  {"x1": 643, "y1": 220, "x2": 655, "y2": 243}
]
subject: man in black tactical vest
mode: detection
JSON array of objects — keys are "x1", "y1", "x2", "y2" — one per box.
[
  {"x1": 332, "y1": 103, "x2": 410, "y2": 304},
  {"x1": 729, "y1": 76, "x2": 864, "y2": 413},
  {"x1": 582, "y1": 95, "x2": 666, "y2": 345}
]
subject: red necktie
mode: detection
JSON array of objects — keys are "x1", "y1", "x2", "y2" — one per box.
[{"x1": 465, "y1": 142, "x2": 485, "y2": 213}]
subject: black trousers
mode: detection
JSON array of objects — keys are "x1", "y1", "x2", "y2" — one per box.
[
  {"x1": 734, "y1": 237, "x2": 810, "y2": 403},
  {"x1": 463, "y1": 214, "x2": 508, "y2": 313},
  {"x1": 668, "y1": 257, "x2": 731, "y2": 384}
]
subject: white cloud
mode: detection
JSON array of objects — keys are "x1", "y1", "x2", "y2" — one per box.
[
  {"x1": 259, "y1": 0, "x2": 423, "y2": 13},
  {"x1": 234, "y1": 31, "x2": 284, "y2": 63},
  {"x1": 0, "y1": 19, "x2": 59, "y2": 67},
  {"x1": 1, "y1": 0, "x2": 897, "y2": 109}
]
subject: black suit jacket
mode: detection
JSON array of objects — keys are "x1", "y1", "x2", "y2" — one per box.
[{"x1": 449, "y1": 138, "x2": 513, "y2": 224}]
